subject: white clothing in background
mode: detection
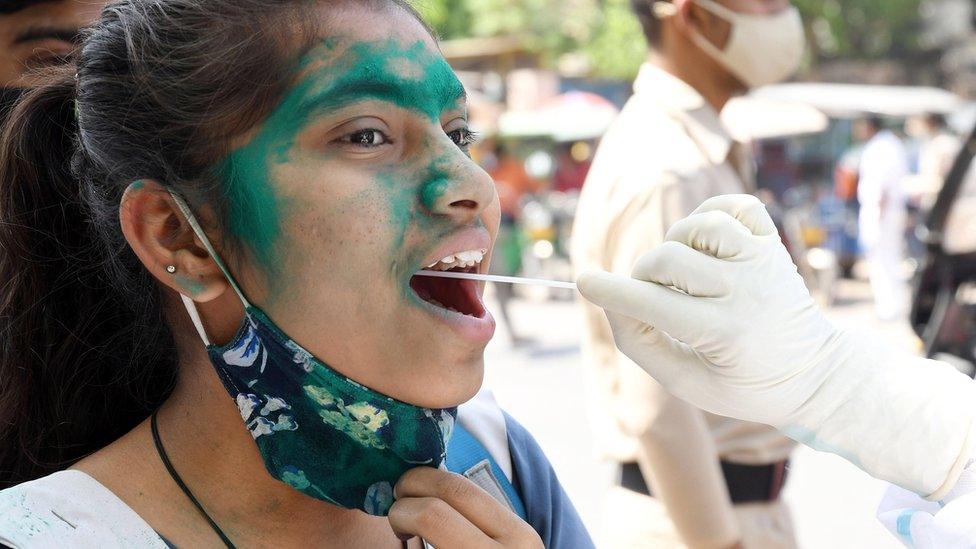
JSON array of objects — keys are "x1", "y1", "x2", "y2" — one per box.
[
  {"x1": 600, "y1": 486, "x2": 796, "y2": 549},
  {"x1": 916, "y1": 132, "x2": 961, "y2": 208},
  {"x1": 857, "y1": 130, "x2": 909, "y2": 320}
]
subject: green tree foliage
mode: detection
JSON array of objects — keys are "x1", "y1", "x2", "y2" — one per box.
[
  {"x1": 414, "y1": 0, "x2": 929, "y2": 78},
  {"x1": 794, "y1": 0, "x2": 926, "y2": 60},
  {"x1": 413, "y1": 0, "x2": 647, "y2": 79}
]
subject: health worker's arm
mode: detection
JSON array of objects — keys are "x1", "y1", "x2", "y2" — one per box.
[
  {"x1": 578, "y1": 194, "x2": 976, "y2": 501},
  {"x1": 604, "y1": 178, "x2": 742, "y2": 549}
]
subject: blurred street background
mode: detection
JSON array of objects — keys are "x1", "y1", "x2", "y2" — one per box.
[{"x1": 413, "y1": 0, "x2": 976, "y2": 547}]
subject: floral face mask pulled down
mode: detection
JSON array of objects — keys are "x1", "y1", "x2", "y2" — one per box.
[{"x1": 169, "y1": 192, "x2": 456, "y2": 516}]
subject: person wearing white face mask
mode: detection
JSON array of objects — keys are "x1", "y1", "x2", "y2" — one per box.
[
  {"x1": 570, "y1": 1, "x2": 804, "y2": 548},
  {"x1": 577, "y1": 194, "x2": 976, "y2": 548}
]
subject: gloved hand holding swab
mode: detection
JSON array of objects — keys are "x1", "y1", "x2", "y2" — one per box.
[{"x1": 577, "y1": 194, "x2": 976, "y2": 500}]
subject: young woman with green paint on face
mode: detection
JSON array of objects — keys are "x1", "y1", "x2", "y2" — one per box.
[{"x1": 0, "y1": 1, "x2": 594, "y2": 548}]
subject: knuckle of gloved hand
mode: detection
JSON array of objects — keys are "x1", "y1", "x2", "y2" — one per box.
[
  {"x1": 696, "y1": 211, "x2": 734, "y2": 243},
  {"x1": 633, "y1": 243, "x2": 674, "y2": 276},
  {"x1": 700, "y1": 209, "x2": 733, "y2": 228},
  {"x1": 657, "y1": 240, "x2": 687, "y2": 257},
  {"x1": 735, "y1": 194, "x2": 763, "y2": 210},
  {"x1": 742, "y1": 201, "x2": 770, "y2": 226}
]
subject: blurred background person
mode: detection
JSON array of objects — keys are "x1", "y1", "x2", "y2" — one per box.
[
  {"x1": 488, "y1": 141, "x2": 542, "y2": 346},
  {"x1": 911, "y1": 112, "x2": 961, "y2": 210},
  {"x1": 854, "y1": 115, "x2": 911, "y2": 321},
  {"x1": 0, "y1": 0, "x2": 103, "y2": 121},
  {"x1": 571, "y1": 0, "x2": 804, "y2": 547},
  {"x1": 552, "y1": 142, "x2": 593, "y2": 194}
]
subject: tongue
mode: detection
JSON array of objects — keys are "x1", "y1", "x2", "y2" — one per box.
[{"x1": 410, "y1": 273, "x2": 485, "y2": 317}]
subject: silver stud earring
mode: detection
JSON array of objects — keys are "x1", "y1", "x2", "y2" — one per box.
[{"x1": 166, "y1": 265, "x2": 177, "y2": 274}]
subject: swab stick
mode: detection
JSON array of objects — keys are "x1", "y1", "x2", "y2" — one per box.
[{"x1": 416, "y1": 270, "x2": 577, "y2": 290}]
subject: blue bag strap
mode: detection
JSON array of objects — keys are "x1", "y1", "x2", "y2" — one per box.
[{"x1": 446, "y1": 423, "x2": 528, "y2": 521}]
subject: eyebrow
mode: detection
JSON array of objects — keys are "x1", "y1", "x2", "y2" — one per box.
[
  {"x1": 299, "y1": 73, "x2": 467, "y2": 121},
  {"x1": 14, "y1": 26, "x2": 80, "y2": 46}
]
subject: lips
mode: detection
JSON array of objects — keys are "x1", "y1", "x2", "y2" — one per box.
[
  {"x1": 410, "y1": 248, "x2": 487, "y2": 318},
  {"x1": 407, "y1": 229, "x2": 495, "y2": 342}
]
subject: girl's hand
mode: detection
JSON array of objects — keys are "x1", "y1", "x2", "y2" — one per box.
[{"x1": 388, "y1": 467, "x2": 543, "y2": 548}]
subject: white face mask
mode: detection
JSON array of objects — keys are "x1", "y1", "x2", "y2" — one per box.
[{"x1": 684, "y1": 0, "x2": 805, "y2": 88}]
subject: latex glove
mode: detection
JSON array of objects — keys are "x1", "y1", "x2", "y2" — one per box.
[
  {"x1": 578, "y1": 194, "x2": 976, "y2": 499},
  {"x1": 877, "y1": 480, "x2": 976, "y2": 547}
]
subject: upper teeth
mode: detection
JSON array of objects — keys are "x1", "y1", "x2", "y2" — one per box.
[{"x1": 426, "y1": 249, "x2": 487, "y2": 270}]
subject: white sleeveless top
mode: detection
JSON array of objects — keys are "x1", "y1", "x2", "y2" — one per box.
[
  {"x1": 0, "y1": 470, "x2": 168, "y2": 548},
  {"x1": 0, "y1": 390, "x2": 513, "y2": 548}
]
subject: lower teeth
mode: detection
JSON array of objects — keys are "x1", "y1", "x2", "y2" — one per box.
[{"x1": 426, "y1": 300, "x2": 466, "y2": 315}]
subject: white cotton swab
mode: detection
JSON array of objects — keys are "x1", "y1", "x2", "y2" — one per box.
[{"x1": 416, "y1": 270, "x2": 578, "y2": 290}]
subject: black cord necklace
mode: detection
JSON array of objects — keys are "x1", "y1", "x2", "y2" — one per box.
[
  {"x1": 151, "y1": 412, "x2": 237, "y2": 549},
  {"x1": 151, "y1": 412, "x2": 412, "y2": 549}
]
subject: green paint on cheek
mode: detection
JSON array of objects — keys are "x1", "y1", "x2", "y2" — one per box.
[
  {"x1": 130, "y1": 179, "x2": 145, "y2": 191},
  {"x1": 380, "y1": 156, "x2": 456, "y2": 300},
  {"x1": 377, "y1": 171, "x2": 416, "y2": 255},
  {"x1": 421, "y1": 178, "x2": 449, "y2": 211},
  {"x1": 217, "y1": 81, "x2": 311, "y2": 272},
  {"x1": 173, "y1": 274, "x2": 207, "y2": 297}
]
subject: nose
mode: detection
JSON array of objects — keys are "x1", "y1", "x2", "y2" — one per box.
[{"x1": 421, "y1": 154, "x2": 497, "y2": 225}]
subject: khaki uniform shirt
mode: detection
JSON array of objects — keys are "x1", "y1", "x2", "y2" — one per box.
[{"x1": 571, "y1": 64, "x2": 796, "y2": 549}]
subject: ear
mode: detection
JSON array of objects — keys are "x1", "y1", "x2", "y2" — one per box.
[
  {"x1": 672, "y1": 0, "x2": 722, "y2": 41},
  {"x1": 119, "y1": 180, "x2": 230, "y2": 302},
  {"x1": 671, "y1": 0, "x2": 698, "y2": 33}
]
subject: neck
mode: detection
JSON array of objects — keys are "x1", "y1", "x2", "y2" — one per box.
[
  {"x1": 71, "y1": 301, "x2": 409, "y2": 547},
  {"x1": 154, "y1": 340, "x2": 390, "y2": 545},
  {"x1": 652, "y1": 38, "x2": 741, "y2": 112}
]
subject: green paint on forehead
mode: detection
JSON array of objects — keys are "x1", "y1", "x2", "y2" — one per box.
[
  {"x1": 216, "y1": 37, "x2": 464, "y2": 270},
  {"x1": 299, "y1": 38, "x2": 465, "y2": 121}
]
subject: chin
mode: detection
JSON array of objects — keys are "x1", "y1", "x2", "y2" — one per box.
[{"x1": 408, "y1": 349, "x2": 486, "y2": 409}]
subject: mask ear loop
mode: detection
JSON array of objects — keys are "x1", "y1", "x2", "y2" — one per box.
[
  {"x1": 167, "y1": 189, "x2": 253, "y2": 345},
  {"x1": 180, "y1": 294, "x2": 212, "y2": 346}
]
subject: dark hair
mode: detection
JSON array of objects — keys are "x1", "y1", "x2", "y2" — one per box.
[
  {"x1": 0, "y1": 0, "x2": 428, "y2": 488},
  {"x1": 861, "y1": 115, "x2": 884, "y2": 132},
  {"x1": 924, "y1": 112, "x2": 947, "y2": 130},
  {"x1": 631, "y1": 0, "x2": 665, "y2": 48}
]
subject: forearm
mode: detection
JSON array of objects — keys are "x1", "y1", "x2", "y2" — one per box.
[{"x1": 781, "y1": 332, "x2": 976, "y2": 499}]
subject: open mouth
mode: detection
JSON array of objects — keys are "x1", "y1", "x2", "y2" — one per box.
[{"x1": 409, "y1": 249, "x2": 488, "y2": 318}]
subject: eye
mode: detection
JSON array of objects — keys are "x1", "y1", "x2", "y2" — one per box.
[
  {"x1": 447, "y1": 127, "x2": 479, "y2": 150},
  {"x1": 339, "y1": 128, "x2": 390, "y2": 148}
]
